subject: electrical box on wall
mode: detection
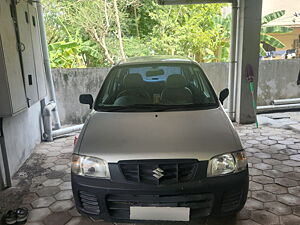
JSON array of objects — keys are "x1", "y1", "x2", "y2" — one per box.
[
  {"x1": 0, "y1": 0, "x2": 47, "y2": 117},
  {"x1": 0, "y1": 0, "x2": 27, "y2": 117},
  {"x1": 29, "y1": 5, "x2": 47, "y2": 99},
  {"x1": 17, "y1": 0, "x2": 47, "y2": 106}
]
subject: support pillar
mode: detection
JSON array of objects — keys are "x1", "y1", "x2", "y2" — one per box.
[
  {"x1": 235, "y1": 0, "x2": 262, "y2": 124},
  {"x1": 228, "y1": 0, "x2": 238, "y2": 121}
]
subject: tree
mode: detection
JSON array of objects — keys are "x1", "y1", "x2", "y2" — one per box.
[
  {"x1": 43, "y1": 0, "x2": 237, "y2": 67},
  {"x1": 43, "y1": 0, "x2": 103, "y2": 68},
  {"x1": 202, "y1": 14, "x2": 231, "y2": 62},
  {"x1": 148, "y1": 3, "x2": 226, "y2": 62},
  {"x1": 113, "y1": 0, "x2": 126, "y2": 60},
  {"x1": 66, "y1": 0, "x2": 115, "y2": 64}
]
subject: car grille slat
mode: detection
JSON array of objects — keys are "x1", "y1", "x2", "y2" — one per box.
[
  {"x1": 119, "y1": 160, "x2": 198, "y2": 185},
  {"x1": 107, "y1": 194, "x2": 213, "y2": 203},
  {"x1": 79, "y1": 191, "x2": 101, "y2": 214},
  {"x1": 106, "y1": 193, "x2": 214, "y2": 220},
  {"x1": 221, "y1": 190, "x2": 243, "y2": 213}
]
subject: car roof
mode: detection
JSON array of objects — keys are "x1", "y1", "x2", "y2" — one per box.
[{"x1": 116, "y1": 55, "x2": 194, "y2": 66}]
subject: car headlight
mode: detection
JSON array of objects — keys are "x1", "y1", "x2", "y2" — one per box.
[
  {"x1": 71, "y1": 155, "x2": 110, "y2": 179},
  {"x1": 207, "y1": 150, "x2": 247, "y2": 177}
]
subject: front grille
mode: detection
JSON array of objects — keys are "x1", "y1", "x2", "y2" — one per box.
[
  {"x1": 221, "y1": 190, "x2": 242, "y2": 213},
  {"x1": 119, "y1": 160, "x2": 198, "y2": 185},
  {"x1": 106, "y1": 193, "x2": 214, "y2": 220},
  {"x1": 79, "y1": 191, "x2": 100, "y2": 215}
]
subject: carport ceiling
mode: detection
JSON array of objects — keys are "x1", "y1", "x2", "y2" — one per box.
[{"x1": 158, "y1": 0, "x2": 234, "y2": 5}]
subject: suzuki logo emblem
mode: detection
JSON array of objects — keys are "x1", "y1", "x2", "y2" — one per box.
[{"x1": 153, "y1": 168, "x2": 164, "y2": 179}]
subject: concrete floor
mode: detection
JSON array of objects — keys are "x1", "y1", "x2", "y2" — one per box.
[{"x1": 1, "y1": 112, "x2": 300, "y2": 225}]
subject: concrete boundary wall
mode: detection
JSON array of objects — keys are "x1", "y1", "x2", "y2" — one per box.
[
  {"x1": 53, "y1": 59, "x2": 300, "y2": 125},
  {"x1": 257, "y1": 60, "x2": 300, "y2": 106},
  {"x1": 52, "y1": 68, "x2": 110, "y2": 124}
]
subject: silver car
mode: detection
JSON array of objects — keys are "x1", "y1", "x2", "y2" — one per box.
[{"x1": 71, "y1": 56, "x2": 248, "y2": 222}]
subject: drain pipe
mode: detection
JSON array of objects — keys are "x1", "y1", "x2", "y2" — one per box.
[
  {"x1": 227, "y1": 0, "x2": 238, "y2": 121},
  {"x1": 52, "y1": 124, "x2": 84, "y2": 138},
  {"x1": 42, "y1": 102, "x2": 56, "y2": 142},
  {"x1": 42, "y1": 102, "x2": 83, "y2": 141},
  {"x1": 272, "y1": 98, "x2": 300, "y2": 105},
  {"x1": 36, "y1": 0, "x2": 61, "y2": 130},
  {"x1": 35, "y1": 1, "x2": 83, "y2": 141},
  {"x1": 257, "y1": 103, "x2": 300, "y2": 114}
]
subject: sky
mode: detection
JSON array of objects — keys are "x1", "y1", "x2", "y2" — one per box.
[{"x1": 262, "y1": 0, "x2": 300, "y2": 26}]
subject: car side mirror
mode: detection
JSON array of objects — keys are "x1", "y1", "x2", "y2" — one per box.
[
  {"x1": 79, "y1": 94, "x2": 93, "y2": 109},
  {"x1": 219, "y1": 88, "x2": 229, "y2": 105}
]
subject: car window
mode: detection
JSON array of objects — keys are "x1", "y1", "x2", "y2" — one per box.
[{"x1": 94, "y1": 63, "x2": 219, "y2": 112}]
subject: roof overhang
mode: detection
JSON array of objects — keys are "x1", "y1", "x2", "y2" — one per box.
[{"x1": 158, "y1": 0, "x2": 235, "y2": 5}]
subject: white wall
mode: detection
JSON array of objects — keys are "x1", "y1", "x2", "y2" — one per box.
[{"x1": 2, "y1": 101, "x2": 42, "y2": 177}]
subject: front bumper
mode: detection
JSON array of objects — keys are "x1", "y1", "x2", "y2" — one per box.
[{"x1": 71, "y1": 169, "x2": 249, "y2": 222}]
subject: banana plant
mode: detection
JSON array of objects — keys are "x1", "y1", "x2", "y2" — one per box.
[
  {"x1": 48, "y1": 40, "x2": 85, "y2": 68},
  {"x1": 213, "y1": 10, "x2": 293, "y2": 58},
  {"x1": 260, "y1": 10, "x2": 293, "y2": 56}
]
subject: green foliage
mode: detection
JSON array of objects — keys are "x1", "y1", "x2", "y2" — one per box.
[
  {"x1": 262, "y1": 10, "x2": 285, "y2": 25},
  {"x1": 260, "y1": 10, "x2": 293, "y2": 56},
  {"x1": 148, "y1": 3, "x2": 229, "y2": 62},
  {"x1": 124, "y1": 0, "x2": 159, "y2": 38},
  {"x1": 43, "y1": 0, "x2": 90, "y2": 67},
  {"x1": 261, "y1": 34, "x2": 285, "y2": 49},
  {"x1": 124, "y1": 37, "x2": 153, "y2": 57},
  {"x1": 44, "y1": 0, "x2": 230, "y2": 67},
  {"x1": 48, "y1": 41, "x2": 83, "y2": 68},
  {"x1": 261, "y1": 26, "x2": 293, "y2": 34},
  {"x1": 44, "y1": 0, "x2": 293, "y2": 68}
]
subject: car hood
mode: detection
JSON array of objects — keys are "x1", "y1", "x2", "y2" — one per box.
[{"x1": 77, "y1": 108, "x2": 242, "y2": 163}]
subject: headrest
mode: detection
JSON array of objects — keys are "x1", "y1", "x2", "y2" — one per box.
[
  {"x1": 124, "y1": 73, "x2": 144, "y2": 88},
  {"x1": 166, "y1": 74, "x2": 187, "y2": 88}
]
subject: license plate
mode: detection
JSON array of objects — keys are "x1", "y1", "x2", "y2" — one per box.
[{"x1": 130, "y1": 206, "x2": 190, "y2": 221}]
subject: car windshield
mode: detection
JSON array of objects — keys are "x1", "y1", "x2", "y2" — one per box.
[{"x1": 94, "y1": 63, "x2": 219, "y2": 112}]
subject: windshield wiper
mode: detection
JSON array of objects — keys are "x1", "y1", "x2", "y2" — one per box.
[
  {"x1": 97, "y1": 103, "x2": 217, "y2": 112},
  {"x1": 98, "y1": 104, "x2": 167, "y2": 112},
  {"x1": 149, "y1": 103, "x2": 217, "y2": 111}
]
